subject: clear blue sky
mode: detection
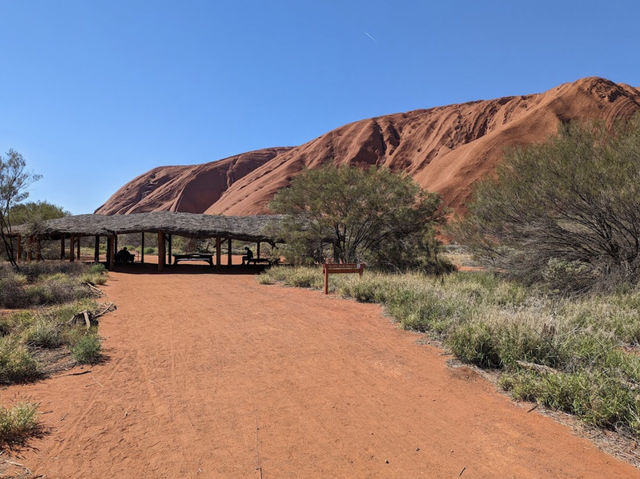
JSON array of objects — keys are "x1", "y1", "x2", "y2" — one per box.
[{"x1": 1, "y1": 0, "x2": 639, "y2": 214}]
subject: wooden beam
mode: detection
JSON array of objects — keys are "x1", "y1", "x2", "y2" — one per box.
[
  {"x1": 27, "y1": 237, "x2": 33, "y2": 263},
  {"x1": 168, "y1": 234, "x2": 172, "y2": 265},
  {"x1": 227, "y1": 238, "x2": 232, "y2": 267},
  {"x1": 257, "y1": 241, "x2": 261, "y2": 259},
  {"x1": 216, "y1": 236, "x2": 221, "y2": 267},
  {"x1": 16, "y1": 235, "x2": 21, "y2": 262},
  {"x1": 141, "y1": 232, "x2": 145, "y2": 264},
  {"x1": 114, "y1": 235, "x2": 118, "y2": 256},
  {"x1": 107, "y1": 236, "x2": 115, "y2": 270},
  {"x1": 69, "y1": 236, "x2": 75, "y2": 262},
  {"x1": 76, "y1": 236, "x2": 81, "y2": 260},
  {"x1": 157, "y1": 232, "x2": 166, "y2": 272},
  {"x1": 60, "y1": 237, "x2": 65, "y2": 259},
  {"x1": 94, "y1": 235, "x2": 100, "y2": 263}
]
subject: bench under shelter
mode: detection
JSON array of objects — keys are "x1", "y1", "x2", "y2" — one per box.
[{"x1": 7, "y1": 211, "x2": 285, "y2": 272}]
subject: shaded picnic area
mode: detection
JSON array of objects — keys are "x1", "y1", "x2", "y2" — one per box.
[{"x1": 7, "y1": 211, "x2": 285, "y2": 272}]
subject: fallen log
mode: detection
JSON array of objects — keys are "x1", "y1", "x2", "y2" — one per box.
[{"x1": 68, "y1": 302, "x2": 116, "y2": 329}]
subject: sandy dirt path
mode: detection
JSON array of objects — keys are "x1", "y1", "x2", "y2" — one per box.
[{"x1": 2, "y1": 269, "x2": 639, "y2": 478}]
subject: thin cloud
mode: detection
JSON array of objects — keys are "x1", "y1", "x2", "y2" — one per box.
[{"x1": 364, "y1": 31, "x2": 377, "y2": 42}]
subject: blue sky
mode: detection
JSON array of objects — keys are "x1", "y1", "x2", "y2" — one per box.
[{"x1": 1, "y1": 0, "x2": 639, "y2": 214}]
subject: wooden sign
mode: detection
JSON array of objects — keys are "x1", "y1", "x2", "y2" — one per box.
[{"x1": 322, "y1": 263, "x2": 365, "y2": 294}]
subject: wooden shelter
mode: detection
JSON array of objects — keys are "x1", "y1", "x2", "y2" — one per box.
[{"x1": 8, "y1": 212, "x2": 285, "y2": 272}]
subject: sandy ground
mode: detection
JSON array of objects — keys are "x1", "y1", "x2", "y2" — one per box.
[{"x1": 2, "y1": 267, "x2": 639, "y2": 478}]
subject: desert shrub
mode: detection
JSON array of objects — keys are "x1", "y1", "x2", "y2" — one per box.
[
  {"x1": 269, "y1": 165, "x2": 450, "y2": 272},
  {"x1": 0, "y1": 402, "x2": 40, "y2": 446},
  {"x1": 89, "y1": 263, "x2": 106, "y2": 275},
  {"x1": 23, "y1": 318, "x2": 63, "y2": 348},
  {"x1": 70, "y1": 334, "x2": 101, "y2": 364},
  {"x1": 0, "y1": 338, "x2": 39, "y2": 383},
  {"x1": 287, "y1": 269, "x2": 324, "y2": 289},
  {"x1": 447, "y1": 322, "x2": 501, "y2": 368},
  {"x1": 501, "y1": 370, "x2": 640, "y2": 434},
  {"x1": 0, "y1": 274, "x2": 30, "y2": 308},
  {"x1": 0, "y1": 269, "x2": 96, "y2": 308},
  {"x1": 144, "y1": 247, "x2": 156, "y2": 254},
  {"x1": 6, "y1": 261, "x2": 87, "y2": 283},
  {"x1": 455, "y1": 113, "x2": 640, "y2": 292},
  {"x1": 258, "y1": 266, "x2": 640, "y2": 436},
  {"x1": 338, "y1": 275, "x2": 397, "y2": 303},
  {"x1": 0, "y1": 316, "x2": 15, "y2": 336}
]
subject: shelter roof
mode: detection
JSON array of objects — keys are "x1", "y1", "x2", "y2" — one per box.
[{"x1": 11, "y1": 212, "x2": 286, "y2": 243}]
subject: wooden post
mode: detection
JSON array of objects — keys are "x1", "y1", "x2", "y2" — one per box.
[
  {"x1": 141, "y1": 232, "x2": 145, "y2": 264},
  {"x1": 157, "y1": 232, "x2": 166, "y2": 272},
  {"x1": 227, "y1": 238, "x2": 232, "y2": 266},
  {"x1": 216, "y1": 236, "x2": 221, "y2": 267},
  {"x1": 16, "y1": 235, "x2": 21, "y2": 262},
  {"x1": 323, "y1": 264, "x2": 329, "y2": 295},
  {"x1": 107, "y1": 236, "x2": 115, "y2": 270},
  {"x1": 69, "y1": 236, "x2": 75, "y2": 262},
  {"x1": 60, "y1": 237, "x2": 65, "y2": 259},
  {"x1": 114, "y1": 235, "x2": 118, "y2": 256},
  {"x1": 257, "y1": 241, "x2": 261, "y2": 259},
  {"x1": 76, "y1": 236, "x2": 81, "y2": 260},
  {"x1": 168, "y1": 234, "x2": 172, "y2": 265},
  {"x1": 94, "y1": 236, "x2": 100, "y2": 263}
]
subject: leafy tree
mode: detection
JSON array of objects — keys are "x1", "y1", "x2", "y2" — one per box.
[
  {"x1": 9, "y1": 201, "x2": 68, "y2": 225},
  {"x1": 0, "y1": 150, "x2": 41, "y2": 269},
  {"x1": 454, "y1": 113, "x2": 640, "y2": 292},
  {"x1": 269, "y1": 165, "x2": 450, "y2": 272}
]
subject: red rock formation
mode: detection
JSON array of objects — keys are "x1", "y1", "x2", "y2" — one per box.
[{"x1": 96, "y1": 77, "x2": 640, "y2": 216}]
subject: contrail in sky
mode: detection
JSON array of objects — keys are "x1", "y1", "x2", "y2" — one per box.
[{"x1": 364, "y1": 32, "x2": 377, "y2": 42}]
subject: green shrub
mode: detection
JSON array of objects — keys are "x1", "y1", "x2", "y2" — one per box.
[
  {"x1": 0, "y1": 338, "x2": 39, "y2": 383},
  {"x1": 0, "y1": 402, "x2": 40, "y2": 445},
  {"x1": 89, "y1": 263, "x2": 106, "y2": 275},
  {"x1": 500, "y1": 370, "x2": 640, "y2": 434},
  {"x1": 257, "y1": 266, "x2": 640, "y2": 437},
  {"x1": 0, "y1": 275, "x2": 30, "y2": 308},
  {"x1": 447, "y1": 322, "x2": 502, "y2": 368},
  {"x1": 455, "y1": 114, "x2": 640, "y2": 292},
  {"x1": 144, "y1": 247, "x2": 156, "y2": 254},
  {"x1": 23, "y1": 318, "x2": 63, "y2": 348},
  {"x1": 70, "y1": 334, "x2": 101, "y2": 364}
]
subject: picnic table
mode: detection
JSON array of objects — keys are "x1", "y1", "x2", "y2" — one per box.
[{"x1": 172, "y1": 253, "x2": 214, "y2": 266}]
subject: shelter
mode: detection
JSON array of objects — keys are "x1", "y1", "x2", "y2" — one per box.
[{"x1": 8, "y1": 212, "x2": 286, "y2": 271}]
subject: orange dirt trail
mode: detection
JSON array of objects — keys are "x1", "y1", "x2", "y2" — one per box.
[{"x1": 3, "y1": 271, "x2": 638, "y2": 478}]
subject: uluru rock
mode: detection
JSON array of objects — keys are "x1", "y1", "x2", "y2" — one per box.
[{"x1": 96, "y1": 77, "x2": 640, "y2": 216}]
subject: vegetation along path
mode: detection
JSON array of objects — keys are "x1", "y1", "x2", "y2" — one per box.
[{"x1": 4, "y1": 271, "x2": 638, "y2": 478}]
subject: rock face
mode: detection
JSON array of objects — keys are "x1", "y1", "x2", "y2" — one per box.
[{"x1": 96, "y1": 77, "x2": 640, "y2": 216}]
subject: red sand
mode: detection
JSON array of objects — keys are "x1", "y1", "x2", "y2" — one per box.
[
  {"x1": 2, "y1": 271, "x2": 638, "y2": 478},
  {"x1": 96, "y1": 77, "x2": 640, "y2": 216}
]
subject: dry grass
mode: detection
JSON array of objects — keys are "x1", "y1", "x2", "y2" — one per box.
[{"x1": 260, "y1": 267, "x2": 640, "y2": 437}]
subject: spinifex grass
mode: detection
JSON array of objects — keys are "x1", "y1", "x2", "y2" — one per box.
[{"x1": 0, "y1": 402, "x2": 40, "y2": 446}]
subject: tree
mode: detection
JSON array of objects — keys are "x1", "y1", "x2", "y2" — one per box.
[
  {"x1": 0, "y1": 150, "x2": 41, "y2": 269},
  {"x1": 454, "y1": 113, "x2": 640, "y2": 292},
  {"x1": 9, "y1": 201, "x2": 68, "y2": 225},
  {"x1": 269, "y1": 165, "x2": 450, "y2": 272}
]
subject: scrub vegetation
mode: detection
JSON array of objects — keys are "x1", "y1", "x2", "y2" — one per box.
[
  {"x1": 260, "y1": 267, "x2": 640, "y2": 437},
  {"x1": 0, "y1": 261, "x2": 109, "y2": 447}
]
